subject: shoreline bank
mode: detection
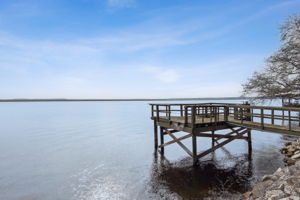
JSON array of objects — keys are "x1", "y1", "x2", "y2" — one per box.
[{"x1": 244, "y1": 138, "x2": 300, "y2": 200}]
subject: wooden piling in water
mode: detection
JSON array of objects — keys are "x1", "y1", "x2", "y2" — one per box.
[
  {"x1": 154, "y1": 119, "x2": 158, "y2": 151},
  {"x1": 247, "y1": 129, "x2": 252, "y2": 158},
  {"x1": 160, "y1": 127, "x2": 164, "y2": 155},
  {"x1": 211, "y1": 130, "x2": 215, "y2": 148},
  {"x1": 191, "y1": 106, "x2": 198, "y2": 166}
]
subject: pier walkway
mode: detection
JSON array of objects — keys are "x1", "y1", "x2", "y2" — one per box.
[{"x1": 150, "y1": 103, "x2": 300, "y2": 165}]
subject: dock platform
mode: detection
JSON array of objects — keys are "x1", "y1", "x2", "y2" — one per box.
[{"x1": 150, "y1": 103, "x2": 300, "y2": 165}]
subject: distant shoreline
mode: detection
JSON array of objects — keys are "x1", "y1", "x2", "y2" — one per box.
[{"x1": 0, "y1": 97, "x2": 250, "y2": 102}]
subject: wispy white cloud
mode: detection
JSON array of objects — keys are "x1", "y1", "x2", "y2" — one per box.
[
  {"x1": 1, "y1": 0, "x2": 296, "y2": 55},
  {"x1": 106, "y1": 0, "x2": 134, "y2": 8},
  {"x1": 143, "y1": 66, "x2": 180, "y2": 83},
  {"x1": 83, "y1": 0, "x2": 300, "y2": 53},
  {"x1": 81, "y1": 32, "x2": 189, "y2": 52},
  {"x1": 0, "y1": 0, "x2": 299, "y2": 98}
]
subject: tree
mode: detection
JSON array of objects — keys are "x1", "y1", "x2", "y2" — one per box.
[{"x1": 243, "y1": 15, "x2": 300, "y2": 100}]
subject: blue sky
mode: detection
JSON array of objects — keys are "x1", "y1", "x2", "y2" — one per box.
[{"x1": 0, "y1": 0, "x2": 299, "y2": 99}]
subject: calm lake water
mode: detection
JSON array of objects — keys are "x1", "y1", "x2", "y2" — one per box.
[{"x1": 0, "y1": 100, "x2": 298, "y2": 200}]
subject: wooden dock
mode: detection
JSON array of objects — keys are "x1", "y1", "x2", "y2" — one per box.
[{"x1": 150, "y1": 103, "x2": 300, "y2": 165}]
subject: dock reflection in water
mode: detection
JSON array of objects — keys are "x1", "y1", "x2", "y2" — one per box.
[{"x1": 149, "y1": 151, "x2": 254, "y2": 199}]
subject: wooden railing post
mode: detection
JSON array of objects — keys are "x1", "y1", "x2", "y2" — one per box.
[
  {"x1": 165, "y1": 105, "x2": 168, "y2": 117},
  {"x1": 234, "y1": 107, "x2": 237, "y2": 120},
  {"x1": 168, "y1": 105, "x2": 171, "y2": 120},
  {"x1": 156, "y1": 105, "x2": 160, "y2": 122},
  {"x1": 246, "y1": 105, "x2": 251, "y2": 121},
  {"x1": 225, "y1": 106, "x2": 229, "y2": 121},
  {"x1": 241, "y1": 108, "x2": 244, "y2": 124},
  {"x1": 202, "y1": 106, "x2": 205, "y2": 122},
  {"x1": 180, "y1": 105, "x2": 183, "y2": 117},
  {"x1": 299, "y1": 111, "x2": 300, "y2": 127},
  {"x1": 210, "y1": 106, "x2": 212, "y2": 123},
  {"x1": 261, "y1": 108, "x2": 264, "y2": 129},
  {"x1": 214, "y1": 107, "x2": 217, "y2": 122},
  {"x1": 151, "y1": 105, "x2": 154, "y2": 118},
  {"x1": 271, "y1": 109, "x2": 274, "y2": 125},
  {"x1": 184, "y1": 106, "x2": 188, "y2": 124},
  {"x1": 191, "y1": 106, "x2": 196, "y2": 126},
  {"x1": 288, "y1": 110, "x2": 291, "y2": 131}
]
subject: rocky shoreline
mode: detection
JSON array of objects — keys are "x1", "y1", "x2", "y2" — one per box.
[{"x1": 244, "y1": 138, "x2": 300, "y2": 200}]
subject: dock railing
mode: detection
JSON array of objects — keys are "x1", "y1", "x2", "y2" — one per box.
[
  {"x1": 150, "y1": 103, "x2": 228, "y2": 125},
  {"x1": 226, "y1": 104, "x2": 300, "y2": 131},
  {"x1": 150, "y1": 103, "x2": 300, "y2": 132}
]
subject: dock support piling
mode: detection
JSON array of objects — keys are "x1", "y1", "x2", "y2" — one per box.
[
  {"x1": 154, "y1": 120, "x2": 158, "y2": 151},
  {"x1": 211, "y1": 130, "x2": 215, "y2": 148},
  {"x1": 192, "y1": 129, "x2": 198, "y2": 166},
  {"x1": 247, "y1": 129, "x2": 252, "y2": 158},
  {"x1": 160, "y1": 127, "x2": 164, "y2": 155},
  {"x1": 191, "y1": 107, "x2": 198, "y2": 166}
]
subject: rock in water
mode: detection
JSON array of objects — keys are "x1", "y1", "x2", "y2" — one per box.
[{"x1": 291, "y1": 153, "x2": 300, "y2": 159}]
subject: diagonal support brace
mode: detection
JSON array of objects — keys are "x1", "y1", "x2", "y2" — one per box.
[
  {"x1": 197, "y1": 128, "x2": 249, "y2": 159},
  {"x1": 163, "y1": 128, "x2": 193, "y2": 157},
  {"x1": 159, "y1": 133, "x2": 192, "y2": 148}
]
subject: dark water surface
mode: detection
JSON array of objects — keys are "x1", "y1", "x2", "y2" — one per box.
[{"x1": 0, "y1": 100, "x2": 298, "y2": 200}]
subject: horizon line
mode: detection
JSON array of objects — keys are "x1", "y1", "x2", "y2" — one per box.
[{"x1": 0, "y1": 96, "x2": 250, "y2": 102}]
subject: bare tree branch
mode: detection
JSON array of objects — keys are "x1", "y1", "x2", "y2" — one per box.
[{"x1": 243, "y1": 14, "x2": 300, "y2": 100}]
